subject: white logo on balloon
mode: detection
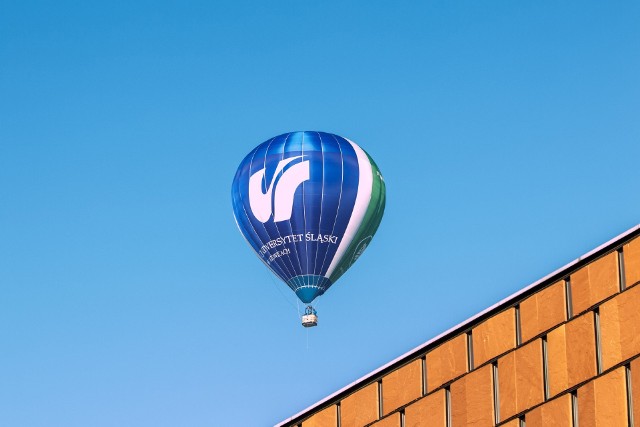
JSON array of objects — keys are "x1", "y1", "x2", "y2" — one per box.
[{"x1": 248, "y1": 156, "x2": 310, "y2": 223}]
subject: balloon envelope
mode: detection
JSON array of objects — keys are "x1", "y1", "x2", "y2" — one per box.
[{"x1": 231, "y1": 131, "x2": 385, "y2": 303}]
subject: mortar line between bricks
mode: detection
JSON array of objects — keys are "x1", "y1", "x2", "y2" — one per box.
[{"x1": 495, "y1": 353, "x2": 640, "y2": 426}]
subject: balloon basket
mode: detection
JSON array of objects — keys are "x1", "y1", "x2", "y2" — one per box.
[{"x1": 301, "y1": 305, "x2": 318, "y2": 328}]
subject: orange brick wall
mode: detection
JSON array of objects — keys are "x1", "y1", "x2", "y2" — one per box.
[
  {"x1": 497, "y1": 339, "x2": 544, "y2": 420},
  {"x1": 623, "y1": 238, "x2": 640, "y2": 287},
  {"x1": 288, "y1": 232, "x2": 640, "y2": 427},
  {"x1": 546, "y1": 312, "x2": 597, "y2": 397},
  {"x1": 577, "y1": 367, "x2": 628, "y2": 427},
  {"x1": 450, "y1": 364, "x2": 494, "y2": 426},
  {"x1": 340, "y1": 382, "x2": 378, "y2": 427},
  {"x1": 526, "y1": 394, "x2": 572, "y2": 427},
  {"x1": 382, "y1": 359, "x2": 422, "y2": 415},
  {"x1": 520, "y1": 280, "x2": 566, "y2": 342},
  {"x1": 599, "y1": 284, "x2": 640, "y2": 370},
  {"x1": 570, "y1": 252, "x2": 619, "y2": 315},
  {"x1": 426, "y1": 334, "x2": 467, "y2": 392},
  {"x1": 472, "y1": 308, "x2": 516, "y2": 367},
  {"x1": 404, "y1": 389, "x2": 446, "y2": 427},
  {"x1": 301, "y1": 405, "x2": 336, "y2": 427}
]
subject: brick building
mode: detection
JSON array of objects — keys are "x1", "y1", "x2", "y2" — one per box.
[{"x1": 276, "y1": 225, "x2": 640, "y2": 427}]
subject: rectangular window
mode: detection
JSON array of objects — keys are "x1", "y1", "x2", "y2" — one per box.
[
  {"x1": 594, "y1": 309, "x2": 603, "y2": 375},
  {"x1": 618, "y1": 248, "x2": 627, "y2": 291},
  {"x1": 565, "y1": 278, "x2": 573, "y2": 319},
  {"x1": 515, "y1": 304, "x2": 522, "y2": 345},
  {"x1": 467, "y1": 331, "x2": 474, "y2": 371},
  {"x1": 445, "y1": 386, "x2": 452, "y2": 427},
  {"x1": 626, "y1": 364, "x2": 634, "y2": 427},
  {"x1": 542, "y1": 335, "x2": 550, "y2": 400},
  {"x1": 571, "y1": 391, "x2": 579, "y2": 427},
  {"x1": 421, "y1": 356, "x2": 427, "y2": 396},
  {"x1": 492, "y1": 361, "x2": 500, "y2": 424},
  {"x1": 378, "y1": 380, "x2": 383, "y2": 419}
]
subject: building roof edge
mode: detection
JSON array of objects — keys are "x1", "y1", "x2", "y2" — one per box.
[{"x1": 275, "y1": 224, "x2": 640, "y2": 427}]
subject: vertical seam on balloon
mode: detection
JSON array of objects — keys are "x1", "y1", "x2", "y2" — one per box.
[
  {"x1": 233, "y1": 146, "x2": 262, "y2": 245},
  {"x1": 280, "y1": 133, "x2": 306, "y2": 286},
  {"x1": 232, "y1": 172, "x2": 281, "y2": 278},
  {"x1": 236, "y1": 145, "x2": 273, "y2": 258},
  {"x1": 234, "y1": 203, "x2": 282, "y2": 279},
  {"x1": 301, "y1": 132, "x2": 308, "y2": 289},
  {"x1": 276, "y1": 133, "x2": 304, "y2": 283},
  {"x1": 327, "y1": 138, "x2": 371, "y2": 276},
  {"x1": 262, "y1": 135, "x2": 299, "y2": 280},
  {"x1": 313, "y1": 132, "x2": 326, "y2": 279},
  {"x1": 316, "y1": 134, "x2": 343, "y2": 276},
  {"x1": 325, "y1": 138, "x2": 373, "y2": 277},
  {"x1": 251, "y1": 136, "x2": 296, "y2": 282},
  {"x1": 245, "y1": 139, "x2": 294, "y2": 280},
  {"x1": 318, "y1": 133, "x2": 345, "y2": 278},
  {"x1": 235, "y1": 142, "x2": 290, "y2": 280}
]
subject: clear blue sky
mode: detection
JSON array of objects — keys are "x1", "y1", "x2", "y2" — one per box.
[{"x1": 1, "y1": 1, "x2": 639, "y2": 426}]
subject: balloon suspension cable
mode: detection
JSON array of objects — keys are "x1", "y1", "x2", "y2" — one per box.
[
  {"x1": 266, "y1": 271, "x2": 301, "y2": 320},
  {"x1": 311, "y1": 295, "x2": 322, "y2": 312},
  {"x1": 304, "y1": 305, "x2": 315, "y2": 350}
]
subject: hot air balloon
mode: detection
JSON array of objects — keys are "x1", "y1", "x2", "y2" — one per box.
[{"x1": 231, "y1": 132, "x2": 385, "y2": 327}]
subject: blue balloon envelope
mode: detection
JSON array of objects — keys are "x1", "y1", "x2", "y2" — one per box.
[{"x1": 231, "y1": 132, "x2": 385, "y2": 304}]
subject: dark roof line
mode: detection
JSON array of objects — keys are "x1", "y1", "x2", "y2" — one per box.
[{"x1": 275, "y1": 224, "x2": 640, "y2": 427}]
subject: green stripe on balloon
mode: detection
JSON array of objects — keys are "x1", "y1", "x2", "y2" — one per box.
[{"x1": 329, "y1": 153, "x2": 386, "y2": 284}]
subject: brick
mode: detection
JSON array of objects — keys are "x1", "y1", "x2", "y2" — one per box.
[
  {"x1": 520, "y1": 281, "x2": 567, "y2": 342},
  {"x1": 370, "y1": 413, "x2": 400, "y2": 427},
  {"x1": 426, "y1": 334, "x2": 467, "y2": 392},
  {"x1": 404, "y1": 389, "x2": 446, "y2": 427},
  {"x1": 473, "y1": 308, "x2": 516, "y2": 366},
  {"x1": 382, "y1": 359, "x2": 422, "y2": 415},
  {"x1": 498, "y1": 340, "x2": 544, "y2": 420},
  {"x1": 526, "y1": 394, "x2": 572, "y2": 427},
  {"x1": 571, "y1": 252, "x2": 619, "y2": 315},
  {"x1": 302, "y1": 405, "x2": 337, "y2": 427},
  {"x1": 577, "y1": 367, "x2": 627, "y2": 427},
  {"x1": 450, "y1": 364, "x2": 494, "y2": 426},
  {"x1": 599, "y1": 284, "x2": 640, "y2": 370},
  {"x1": 624, "y1": 237, "x2": 640, "y2": 287},
  {"x1": 632, "y1": 358, "x2": 640, "y2": 424},
  {"x1": 341, "y1": 382, "x2": 379, "y2": 427},
  {"x1": 547, "y1": 313, "x2": 597, "y2": 397},
  {"x1": 500, "y1": 420, "x2": 520, "y2": 427}
]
